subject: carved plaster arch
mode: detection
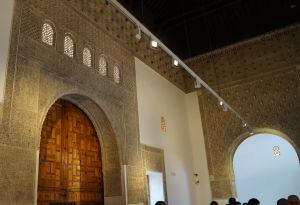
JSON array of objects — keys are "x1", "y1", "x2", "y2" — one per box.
[
  {"x1": 228, "y1": 127, "x2": 300, "y2": 196},
  {"x1": 36, "y1": 89, "x2": 124, "y2": 203}
]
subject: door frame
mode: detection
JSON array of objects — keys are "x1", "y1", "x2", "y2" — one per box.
[{"x1": 36, "y1": 93, "x2": 124, "y2": 204}]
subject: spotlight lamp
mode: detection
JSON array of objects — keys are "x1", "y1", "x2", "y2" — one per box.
[
  {"x1": 242, "y1": 121, "x2": 253, "y2": 135},
  {"x1": 218, "y1": 100, "x2": 228, "y2": 111},
  {"x1": 222, "y1": 104, "x2": 228, "y2": 112},
  {"x1": 172, "y1": 59, "x2": 179, "y2": 67},
  {"x1": 135, "y1": 27, "x2": 142, "y2": 41},
  {"x1": 194, "y1": 80, "x2": 202, "y2": 89},
  {"x1": 150, "y1": 40, "x2": 158, "y2": 49}
]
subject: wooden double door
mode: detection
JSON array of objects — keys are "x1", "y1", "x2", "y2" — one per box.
[{"x1": 37, "y1": 100, "x2": 104, "y2": 205}]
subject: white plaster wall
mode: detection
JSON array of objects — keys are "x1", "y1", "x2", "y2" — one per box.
[
  {"x1": 185, "y1": 92, "x2": 212, "y2": 205},
  {"x1": 135, "y1": 57, "x2": 211, "y2": 205},
  {"x1": 0, "y1": 0, "x2": 15, "y2": 103}
]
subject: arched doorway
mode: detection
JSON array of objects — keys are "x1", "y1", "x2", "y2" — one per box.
[
  {"x1": 233, "y1": 133, "x2": 300, "y2": 204},
  {"x1": 37, "y1": 99, "x2": 104, "y2": 205}
]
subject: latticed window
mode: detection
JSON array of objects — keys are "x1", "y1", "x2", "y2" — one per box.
[
  {"x1": 83, "y1": 48, "x2": 92, "y2": 67},
  {"x1": 64, "y1": 35, "x2": 74, "y2": 58},
  {"x1": 113, "y1": 65, "x2": 120, "y2": 83},
  {"x1": 42, "y1": 23, "x2": 54, "y2": 46},
  {"x1": 98, "y1": 56, "x2": 107, "y2": 76}
]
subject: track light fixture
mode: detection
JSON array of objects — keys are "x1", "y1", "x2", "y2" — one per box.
[
  {"x1": 222, "y1": 104, "x2": 228, "y2": 112},
  {"x1": 219, "y1": 100, "x2": 228, "y2": 111},
  {"x1": 150, "y1": 40, "x2": 158, "y2": 49},
  {"x1": 172, "y1": 59, "x2": 179, "y2": 67},
  {"x1": 135, "y1": 27, "x2": 142, "y2": 41},
  {"x1": 242, "y1": 121, "x2": 254, "y2": 135},
  {"x1": 194, "y1": 80, "x2": 202, "y2": 89}
]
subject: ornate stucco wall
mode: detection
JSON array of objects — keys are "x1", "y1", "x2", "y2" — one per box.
[
  {"x1": 1, "y1": 0, "x2": 299, "y2": 204},
  {"x1": 0, "y1": 0, "x2": 168, "y2": 204},
  {"x1": 0, "y1": 0, "x2": 15, "y2": 131},
  {"x1": 63, "y1": 0, "x2": 191, "y2": 92},
  {"x1": 186, "y1": 25, "x2": 300, "y2": 199}
]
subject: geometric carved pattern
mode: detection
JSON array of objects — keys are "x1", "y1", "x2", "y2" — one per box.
[
  {"x1": 63, "y1": 0, "x2": 189, "y2": 91},
  {"x1": 2, "y1": 0, "x2": 136, "y2": 204},
  {"x1": 83, "y1": 48, "x2": 92, "y2": 68},
  {"x1": 13, "y1": 0, "x2": 300, "y2": 204},
  {"x1": 42, "y1": 22, "x2": 54, "y2": 46},
  {"x1": 38, "y1": 100, "x2": 104, "y2": 205},
  {"x1": 113, "y1": 65, "x2": 120, "y2": 84},
  {"x1": 24, "y1": 0, "x2": 192, "y2": 92},
  {"x1": 64, "y1": 35, "x2": 75, "y2": 58},
  {"x1": 98, "y1": 56, "x2": 107, "y2": 76},
  {"x1": 194, "y1": 26, "x2": 300, "y2": 198},
  {"x1": 30, "y1": 0, "x2": 300, "y2": 93},
  {"x1": 198, "y1": 69, "x2": 300, "y2": 198},
  {"x1": 185, "y1": 25, "x2": 300, "y2": 92}
]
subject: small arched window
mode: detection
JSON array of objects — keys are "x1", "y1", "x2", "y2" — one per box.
[
  {"x1": 113, "y1": 65, "x2": 120, "y2": 84},
  {"x1": 99, "y1": 56, "x2": 107, "y2": 76},
  {"x1": 64, "y1": 35, "x2": 74, "y2": 58},
  {"x1": 83, "y1": 48, "x2": 92, "y2": 67},
  {"x1": 42, "y1": 23, "x2": 54, "y2": 46}
]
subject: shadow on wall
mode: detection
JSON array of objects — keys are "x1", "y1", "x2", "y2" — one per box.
[{"x1": 233, "y1": 133, "x2": 300, "y2": 205}]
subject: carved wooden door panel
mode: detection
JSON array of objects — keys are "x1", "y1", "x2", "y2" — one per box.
[{"x1": 38, "y1": 100, "x2": 104, "y2": 205}]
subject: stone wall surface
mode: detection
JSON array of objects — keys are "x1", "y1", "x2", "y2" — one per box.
[
  {"x1": 186, "y1": 25, "x2": 300, "y2": 199},
  {"x1": 0, "y1": 102, "x2": 2, "y2": 129},
  {"x1": 0, "y1": 0, "x2": 162, "y2": 204}
]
